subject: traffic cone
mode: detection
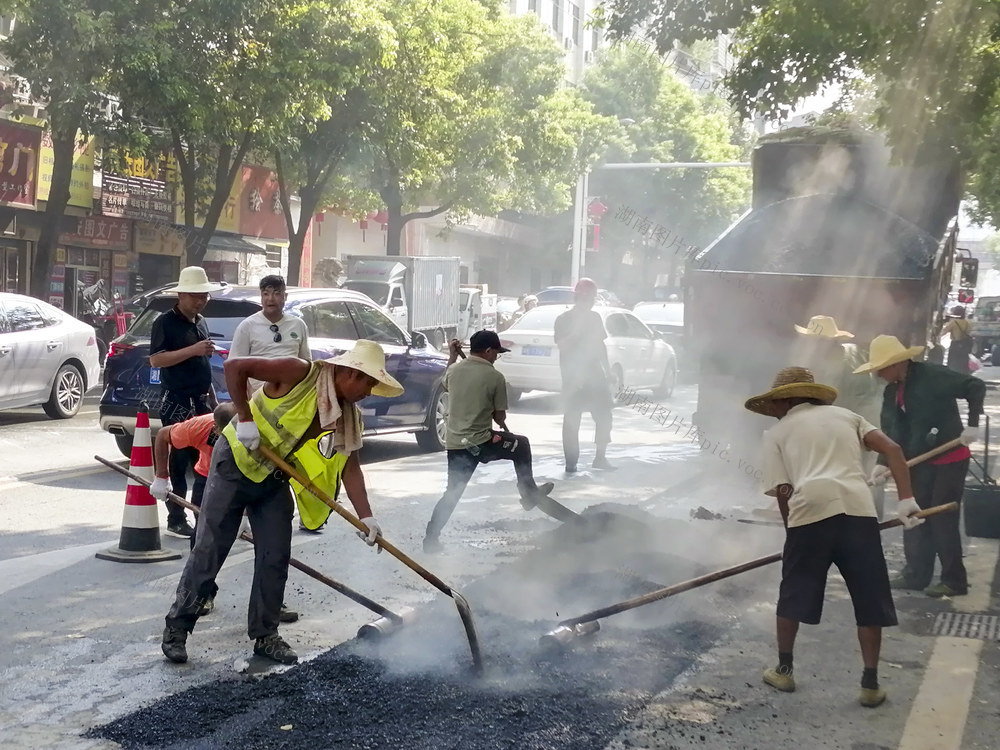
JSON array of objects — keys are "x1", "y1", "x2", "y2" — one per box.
[{"x1": 96, "y1": 408, "x2": 182, "y2": 563}]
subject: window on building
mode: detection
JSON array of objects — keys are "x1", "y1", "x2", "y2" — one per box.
[
  {"x1": 570, "y1": 3, "x2": 581, "y2": 45},
  {"x1": 591, "y1": 26, "x2": 601, "y2": 51},
  {"x1": 552, "y1": 0, "x2": 563, "y2": 35}
]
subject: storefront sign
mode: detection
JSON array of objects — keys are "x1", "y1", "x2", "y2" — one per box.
[
  {"x1": 101, "y1": 150, "x2": 176, "y2": 222},
  {"x1": 239, "y1": 165, "x2": 288, "y2": 241},
  {"x1": 177, "y1": 168, "x2": 241, "y2": 234},
  {"x1": 37, "y1": 132, "x2": 95, "y2": 209},
  {"x1": 0, "y1": 120, "x2": 41, "y2": 208},
  {"x1": 134, "y1": 221, "x2": 185, "y2": 258},
  {"x1": 61, "y1": 216, "x2": 131, "y2": 250}
]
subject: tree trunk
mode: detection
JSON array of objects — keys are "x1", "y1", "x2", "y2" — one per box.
[
  {"x1": 382, "y1": 183, "x2": 404, "y2": 257},
  {"x1": 30, "y1": 127, "x2": 77, "y2": 299}
]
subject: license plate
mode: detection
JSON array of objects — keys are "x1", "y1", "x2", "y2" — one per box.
[
  {"x1": 149, "y1": 367, "x2": 161, "y2": 385},
  {"x1": 522, "y1": 345, "x2": 551, "y2": 356}
]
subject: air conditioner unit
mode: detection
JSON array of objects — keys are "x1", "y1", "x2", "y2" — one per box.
[
  {"x1": 584, "y1": 50, "x2": 594, "y2": 63},
  {"x1": 564, "y1": 37, "x2": 574, "y2": 51}
]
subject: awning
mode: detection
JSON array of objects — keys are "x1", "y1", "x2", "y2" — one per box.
[{"x1": 202, "y1": 232, "x2": 266, "y2": 255}]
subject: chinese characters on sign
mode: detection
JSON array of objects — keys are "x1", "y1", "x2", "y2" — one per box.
[
  {"x1": 101, "y1": 173, "x2": 173, "y2": 223},
  {"x1": 0, "y1": 121, "x2": 41, "y2": 209},
  {"x1": 62, "y1": 216, "x2": 132, "y2": 250}
]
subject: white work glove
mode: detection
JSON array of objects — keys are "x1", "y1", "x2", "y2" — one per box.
[
  {"x1": 897, "y1": 497, "x2": 925, "y2": 530},
  {"x1": 357, "y1": 516, "x2": 382, "y2": 551},
  {"x1": 150, "y1": 476, "x2": 170, "y2": 502},
  {"x1": 236, "y1": 419, "x2": 260, "y2": 450},
  {"x1": 868, "y1": 465, "x2": 892, "y2": 487},
  {"x1": 961, "y1": 425, "x2": 982, "y2": 445}
]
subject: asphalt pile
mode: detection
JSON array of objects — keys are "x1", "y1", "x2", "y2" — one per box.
[{"x1": 89, "y1": 506, "x2": 733, "y2": 750}]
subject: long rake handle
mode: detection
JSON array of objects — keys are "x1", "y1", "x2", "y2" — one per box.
[
  {"x1": 94, "y1": 454, "x2": 402, "y2": 622},
  {"x1": 867, "y1": 438, "x2": 965, "y2": 486},
  {"x1": 559, "y1": 502, "x2": 958, "y2": 628}
]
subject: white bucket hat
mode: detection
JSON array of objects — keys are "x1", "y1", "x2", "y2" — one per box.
[
  {"x1": 853, "y1": 335, "x2": 925, "y2": 374},
  {"x1": 323, "y1": 340, "x2": 404, "y2": 397},
  {"x1": 794, "y1": 314, "x2": 854, "y2": 339},
  {"x1": 174, "y1": 266, "x2": 224, "y2": 293}
]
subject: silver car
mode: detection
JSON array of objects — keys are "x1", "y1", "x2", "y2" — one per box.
[{"x1": 0, "y1": 292, "x2": 101, "y2": 418}]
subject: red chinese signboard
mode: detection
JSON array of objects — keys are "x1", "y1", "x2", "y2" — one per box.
[
  {"x1": 239, "y1": 165, "x2": 288, "y2": 241},
  {"x1": 0, "y1": 120, "x2": 41, "y2": 208},
  {"x1": 60, "y1": 216, "x2": 132, "y2": 250}
]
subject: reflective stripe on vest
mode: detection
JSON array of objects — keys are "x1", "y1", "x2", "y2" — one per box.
[{"x1": 223, "y1": 362, "x2": 323, "y2": 483}]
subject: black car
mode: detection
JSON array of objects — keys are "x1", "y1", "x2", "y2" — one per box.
[{"x1": 100, "y1": 286, "x2": 450, "y2": 456}]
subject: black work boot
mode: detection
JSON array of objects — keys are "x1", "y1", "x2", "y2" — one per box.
[
  {"x1": 161, "y1": 626, "x2": 189, "y2": 663},
  {"x1": 254, "y1": 634, "x2": 298, "y2": 665}
]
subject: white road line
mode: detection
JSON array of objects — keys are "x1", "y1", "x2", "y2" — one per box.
[{"x1": 897, "y1": 538, "x2": 999, "y2": 750}]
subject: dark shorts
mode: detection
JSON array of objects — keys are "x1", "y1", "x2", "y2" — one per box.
[{"x1": 778, "y1": 513, "x2": 897, "y2": 628}]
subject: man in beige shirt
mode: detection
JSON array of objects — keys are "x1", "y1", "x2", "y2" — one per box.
[
  {"x1": 423, "y1": 330, "x2": 554, "y2": 553},
  {"x1": 748, "y1": 367, "x2": 920, "y2": 708}
]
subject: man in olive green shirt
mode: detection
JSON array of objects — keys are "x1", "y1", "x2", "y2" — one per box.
[{"x1": 423, "y1": 330, "x2": 554, "y2": 553}]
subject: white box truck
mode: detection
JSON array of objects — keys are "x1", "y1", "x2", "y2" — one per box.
[{"x1": 343, "y1": 256, "x2": 461, "y2": 348}]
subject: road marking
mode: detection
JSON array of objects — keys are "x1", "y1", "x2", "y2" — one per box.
[
  {"x1": 897, "y1": 538, "x2": 998, "y2": 750},
  {"x1": 0, "y1": 542, "x2": 111, "y2": 596}
]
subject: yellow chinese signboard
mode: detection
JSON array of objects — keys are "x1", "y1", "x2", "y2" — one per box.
[
  {"x1": 37, "y1": 132, "x2": 96, "y2": 209},
  {"x1": 175, "y1": 170, "x2": 242, "y2": 234}
]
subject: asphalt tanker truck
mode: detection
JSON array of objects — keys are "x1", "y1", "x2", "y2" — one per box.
[{"x1": 687, "y1": 128, "x2": 960, "y2": 455}]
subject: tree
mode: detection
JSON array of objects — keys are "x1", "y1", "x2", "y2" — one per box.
[
  {"x1": 580, "y1": 42, "x2": 752, "y2": 290},
  {"x1": 598, "y1": 0, "x2": 1000, "y2": 225},
  {"x1": 346, "y1": 0, "x2": 617, "y2": 257},
  {"x1": 2, "y1": 0, "x2": 123, "y2": 298}
]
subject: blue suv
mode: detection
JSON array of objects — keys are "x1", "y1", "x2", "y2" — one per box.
[{"x1": 100, "y1": 286, "x2": 450, "y2": 456}]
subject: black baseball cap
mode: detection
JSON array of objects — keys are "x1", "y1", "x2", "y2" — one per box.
[{"x1": 469, "y1": 330, "x2": 510, "y2": 353}]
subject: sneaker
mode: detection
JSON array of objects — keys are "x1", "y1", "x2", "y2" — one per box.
[
  {"x1": 860, "y1": 687, "x2": 887, "y2": 707},
  {"x1": 166, "y1": 519, "x2": 195, "y2": 538},
  {"x1": 254, "y1": 634, "x2": 298, "y2": 665},
  {"x1": 197, "y1": 596, "x2": 215, "y2": 617},
  {"x1": 279, "y1": 604, "x2": 299, "y2": 623},
  {"x1": 519, "y1": 481, "x2": 555, "y2": 511},
  {"x1": 889, "y1": 576, "x2": 924, "y2": 591},
  {"x1": 762, "y1": 666, "x2": 795, "y2": 692},
  {"x1": 925, "y1": 582, "x2": 967, "y2": 598},
  {"x1": 592, "y1": 457, "x2": 618, "y2": 471},
  {"x1": 423, "y1": 537, "x2": 443, "y2": 554},
  {"x1": 161, "y1": 626, "x2": 188, "y2": 663}
]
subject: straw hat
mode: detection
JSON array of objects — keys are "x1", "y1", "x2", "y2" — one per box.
[
  {"x1": 324, "y1": 340, "x2": 404, "y2": 397},
  {"x1": 744, "y1": 367, "x2": 838, "y2": 416},
  {"x1": 174, "y1": 266, "x2": 223, "y2": 293},
  {"x1": 794, "y1": 314, "x2": 854, "y2": 339},
  {"x1": 852, "y1": 335, "x2": 924, "y2": 374}
]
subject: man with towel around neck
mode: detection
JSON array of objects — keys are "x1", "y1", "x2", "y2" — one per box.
[{"x1": 161, "y1": 340, "x2": 403, "y2": 666}]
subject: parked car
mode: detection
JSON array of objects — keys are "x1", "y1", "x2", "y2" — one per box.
[
  {"x1": 495, "y1": 304, "x2": 677, "y2": 403},
  {"x1": 100, "y1": 286, "x2": 450, "y2": 457},
  {"x1": 534, "y1": 286, "x2": 621, "y2": 307},
  {"x1": 496, "y1": 296, "x2": 520, "y2": 331},
  {"x1": 0, "y1": 292, "x2": 101, "y2": 419},
  {"x1": 633, "y1": 300, "x2": 684, "y2": 349}
]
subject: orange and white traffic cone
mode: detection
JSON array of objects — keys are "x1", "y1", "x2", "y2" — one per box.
[{"x1": 96, "y1": 409, "x2": 182, "y2": 563}]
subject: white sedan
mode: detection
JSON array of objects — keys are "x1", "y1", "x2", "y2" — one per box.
[
  {"x1": 0, "y1": 292, "x2": 101, "y2": 418},
  {"x1": 495, "y1": 304, "x2": 677, "y2": 403}
]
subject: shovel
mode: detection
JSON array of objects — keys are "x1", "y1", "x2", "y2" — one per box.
[
  {"x1": 540, "y1": 501, "x2": 958, "y2": 650},
  {"x1": 256, "y1": 445, "x2": 484, "y2": 676},
  {"x1": 94, "y1": 455, "x2": 416, "y2": 639}
]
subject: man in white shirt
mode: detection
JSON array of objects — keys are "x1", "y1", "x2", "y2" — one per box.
[
  {"x1": 746, "y1": 366, "x2": 920, "y2": 708},
  {"x1": 229, "y1": 275, "x2": 311, "y2": 367}
]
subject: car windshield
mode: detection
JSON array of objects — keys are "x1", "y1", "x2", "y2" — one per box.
[
  {"x1": 634, "y1": 302, "x2": 684, "y2": 325},
  {"x1": 129, "y1": 297, "x2": 263, "y2": 340},
  {"x1": 343, "y1": 281, "x2": 389, "y2": 306},
  {"x1": 508, "y1": 305, "x2": 570, "y2": 331}
]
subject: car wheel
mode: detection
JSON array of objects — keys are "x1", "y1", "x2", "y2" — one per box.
[
  {"x1": 114, "y1": 433, "x2": 134, "y2": 458},
  {"x1": 416, "y1": 387, "x2": 448, "y2": 452},
  {"x1": 42, "y1": 363, "x2": 85, "y2": 419},
  {"x1": 653, "y1": 363, "x2": 677, "y2": 399},
  {"x1": 507, "y1": 386, "x2": 523, "y2": 406}
]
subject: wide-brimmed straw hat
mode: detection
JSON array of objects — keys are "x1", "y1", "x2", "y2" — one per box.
[
  {"x1": 174, "y1": 266, "x2": 223, "y2": 293},
  {"x1": 744, "y1": 367, "x2": 838, "y2": 417},
  {"x1": 324, "y1": 340, "x2": 404, "y2": 397},
  {"x1": 852, "y1": 335, "x2": 924, "y2": 374},
  {"x1": 794, "y1": 314, "x2": 854, "y2": 339}
]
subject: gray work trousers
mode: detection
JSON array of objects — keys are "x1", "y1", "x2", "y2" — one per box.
[{"x1": 165, "y1": 438, "x2": 293, "y2": 640}]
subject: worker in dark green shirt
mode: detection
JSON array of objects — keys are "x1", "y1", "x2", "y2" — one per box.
[{"x1": 855, "y1": 335, "x2": 985, "y2": 598}]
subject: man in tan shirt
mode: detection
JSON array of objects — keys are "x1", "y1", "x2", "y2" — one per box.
[
  {"x1": 748, "y1": 367, "x2": 920, "y2": 708},
  {"x1": 423, "y1": 330, "x2": 554, "y2": 553}
]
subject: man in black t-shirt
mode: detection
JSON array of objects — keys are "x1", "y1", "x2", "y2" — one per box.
[
  {"x1": 149, "y1": 266, "x2": 222, "y2": 537},
  {"x1": 554, "y1": 278, "x2": 615, "y2": 472}
]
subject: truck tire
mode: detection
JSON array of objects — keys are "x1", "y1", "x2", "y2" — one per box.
[
  {"x1": 433, "y1": 327, "x2": 447, "y2": 350},
  {"x1": 115, "y1": 433, "x2": 135, "y2": 458},
  {"x1": 42, "y1": 363, "x2": 85, "y2": 419},
  {"x1": 416, "y1": 388, "x2": 448, "y2": 452}
]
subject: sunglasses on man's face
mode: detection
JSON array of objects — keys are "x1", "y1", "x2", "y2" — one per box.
[{"x1": 269, "y1": 324, "x2": 282, "y2": 343}]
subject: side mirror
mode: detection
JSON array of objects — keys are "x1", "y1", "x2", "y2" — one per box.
[
  {"x1": 410, "y1": 331, "x2": 428, "y2": 349},
  {"x1": 960, "y1": 258, "x2": 979, "y2": 288}
]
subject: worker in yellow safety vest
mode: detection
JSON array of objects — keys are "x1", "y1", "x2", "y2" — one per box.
[{"x1": 160, "y1": 340, "x2": 403, "y2": 666}]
